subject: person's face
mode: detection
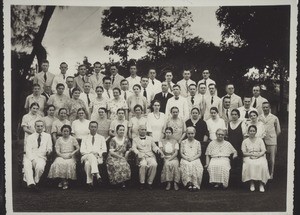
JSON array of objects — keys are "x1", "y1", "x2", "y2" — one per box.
[
  {"x1": 250, "y1": 113, "x2": 258, "y2": 122},
  {"x1": 191, "y1": 110, "x2": 199, "y2": 119},
  {"x1": 103, "y1": 80, "x2": 111, "y2": 89},
  {"x1": 89, "y1": 123, "x2": 98, "y2": 134},
  {"x1": 209, "y1": 86, "x2": 215, "y2": 95},
  {"x1": 262, "y1": 104, "x2": 270, "y2": 114},
  {"x1": 98, "y1": 109, "x2": 106, "y2": 118},
  {"x1": 59, "y1": 110, "x2": 67, "y2": 120},
  {"x1": 117, "y1": 126, "x2": 125, "y2": 136},
  {"x1": 130, "y1": 66, "x2": 137, "y2": 75},
  {"x1": 171, "y1": 109, "x2": 179, "y2": 118},
  {"x1": 186, "y1": 130, "x2": 195, "y2": 139},
  {"x1": 244, "y1": 98, "x2": 252, "y2": 108},
  {"x1": 62, "y1": 128, "x2": 70, "y2": 138},
  {"x1": 121, "y1": 81, "x2": 129, "y2": 91},
  {"x1": 248, "y1": 127, "x2": 257, "y2": 138},
  {"x1": 173, "y1": 87, "x2": 180, "y2": 97},
  {"x1": 96, "y1": 87, "x2": 103, "y2": 97},
  {"x1": 231, "y1": 111, "x2": 239, "y2": 121},
  {"x1": 148, "y1": 69, "x2": 156, "y2": 79},
  {"x1": 141, "y1": 78, "x2": 149, "y2": 88},
  {"x1": 41, "y1": 63, "x2": 49, "y2": 72},
  {"x1": 66, "y1": 78, "x2": 74, "y2": 88},
  {"x1": 199, "y1": 84, "x2": 206, "y2": 94},
  {"x1": 30, "y1": 105, "x2": 39, "y2": 115},
  {"x1": 216, "y1": 131, "x2": 225, "y2": 141},
  {"x1": 161, "y1": 82, "x2": 168, "y2": 92},
  {"x1": 183, "y1": 71, "x2": 191, "y2": 80},
  {"x1": 189, "y1": 86, "x2": 197, "y2": 96},
  {"x1": 44, "y1": 85, "x2": 51, "y2": 93},
  {"x1": 165, "y1": 130, "x2": 172, "y2": 139},
  {"x1": 226, "y1": 85, "x2": 234, "y2": 95},
  {"x1": 133, "y1": 86, "x2": 141, "y2": 95},
  {"x1": 33, "y1": 86, "x2": 41, "y2": 95},
  {"x1": 202, "y1": 70, "x2": 210, "y2": 79},
  {"x1": 135, "y1": 107, "x2": 142, "y2": 116},
  {"x1": 83, "y1": 84, "x2": 91, "y2": 93},
  {"x1": 117, "y1": 111, "x2": 125, "y2": 120},
  {"x1": 56, "y1": 86, "x2": 65, "y2": 95},
  {"x1": 35, "y1": 122, "x2": 44, "y2": 133},
  {"x1": 223, "y1": 98, "x2": 231, "y2": 109},
  {"x1": 113, "y1": 89, "x2": 120, "y2": 98},
  {"x1": 73, "y1": 90, "x2": 80, "y2": 99},
  {"x1": 78, "y1": 110, "x2": 86, "y2": 119},
  {"x1": 110, "y1": 66, "x2": 118, "y2": 75},
  {"x1": 165, "y1": 72, "x2": 173, "y2": 82},
  {"x1": 94, "y1": 63, "x2": 101, "y2": 73},
  {"x1": 210, "y1": 110, "x2": 217, "y2": 119},
  {"x1": 79, "y1": 66, "x2": 86, "y2": 76},
  {"x1": 47, "y1": 107, "x2": 55, "y2": 116},
  {"x1": 138, "y1": 127, "x2": 147, "y2": 136},
  {"x1": 253, "y1": 86, "x2": 260, "y2": 97},
  {"x1": 153, "y1": 102, "x2": 160, "y2": 112},
  {"x1": 60, "y1": 63, "x2": 68, "y2": 74}
]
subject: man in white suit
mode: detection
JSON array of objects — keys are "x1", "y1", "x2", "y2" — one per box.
[{"x1": 251, "y1": 85, "x2": 268, "y2": 115}]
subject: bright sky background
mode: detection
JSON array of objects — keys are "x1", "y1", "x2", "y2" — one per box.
[{"x1": 42, "y1": 6, "x2": 223, "y2": 75}]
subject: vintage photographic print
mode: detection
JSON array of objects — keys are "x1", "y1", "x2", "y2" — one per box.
[{"x1": 3, "y1": 0, "x2": 297, "y2": 214}]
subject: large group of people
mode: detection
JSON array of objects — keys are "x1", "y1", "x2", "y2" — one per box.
[{"x1": 21, "y1": 59, "x2": 282, "y2": 193}]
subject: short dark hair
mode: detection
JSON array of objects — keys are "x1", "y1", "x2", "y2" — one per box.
[
  {"x1": 89, "y1": 121, "x2": 98, "y2": 127},
  {"x1": 113, "y1": 87, "x2": 121, "y2": 94},
  {"x1": 165, "y1": 127, "x2": 173, "y2": 134},
  {"x1": 96, "y1": 86, "x2": 104, "y2": 91},
  {"x1": 133, "y1": 104, "x2": 143, "y2": 111},
  {"x1": 30, "y1": 102, "x2": 40, "y2": 109},
  {"x1": 222, "y1": 96, "x2": 231, "y2": 103},
  {"x1": 210, "y1": 106, "x2": 219, "y2": 113},
  {"x1": 56, "y1": 83, "x2": 65, "y2": 89},
  {"x1": 93, "y1": 61, "x2": 101, "y2": 66},
  {"x1": 102, "y1": 76, "x2": 111, "y2": 82},
  {"x1": 231, "y1": 109, "x2": 240, "y2": 117},
  {"x1": 72, "y1": 88, "x2": 81, "y2": 95},
  {"x1": 41, "y1": 59, "x2": 49, "y2": 64},
  {"x1": 61, "y1": 124, "x2": 72, "y2": 133},
  {"x1": 60, "y1": 62, "x2": 68, "y2": 67},
  {"x1": 188, "y1": 84, "x2": 197, "y2": 89}
]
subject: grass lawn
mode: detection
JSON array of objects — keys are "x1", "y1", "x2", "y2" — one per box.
[{"x1": 11, "y1": 128, "x2": 288, "y2": 212}]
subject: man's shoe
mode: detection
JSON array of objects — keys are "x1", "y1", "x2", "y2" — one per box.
[
  {"x1": 139, "y1": 183, "x2": 145, "y2": 190},
  {"x1": 87, "y1": 184, "x2": 94, "y2": 192},
  {"x1": 174, "y1": 182, "x2": 179, "y2": 191}
]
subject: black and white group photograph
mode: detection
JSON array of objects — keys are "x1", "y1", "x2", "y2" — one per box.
[{"x1": 2, "y1": 0, "x2": 298, "y2": 214}]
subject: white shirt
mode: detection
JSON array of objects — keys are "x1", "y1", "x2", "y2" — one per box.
[
  {"x1": 126, "y1": 76, "x2": 141, "y2": 93},
  {"x1": 141, "y1": 86, "x2": 155, "y2": 105},
  {"x1": 237, "y1": 106, "x2": 258, "y2": 121},
  {"x1": 25, "y1": 132, "x2": 52, "y2": 161},
  {"x1": 89, "y1": 73, "x2": 105, "y2": 90},
  {"x1": 165, "y1": 96, "x2": 189, "y2": 121},
  {"x1": 51, "y1": 73, "x2": 67, "y2": 93},
  {"x1": 251, "y1": 95, "x2": 268, "y2": 115},
  {"x1": 80, "y1": 133, "x2": 107, "y2": 162},
  {"x1": 63, "y1": 87, "x2": 75, "y2": 99},
  {"x1": 177, "y1": 79, "x2": 196, "y2": 97},
  {"x1": 120, "y1": 90, "x2": 133, "y2": 102},
  {"x1": 71, "y1": 119, "x2": 91, "y2": 139},
  {"x1": 203, "y1": 94, "x2": 222, "y2": 121},
  {"x1": 79, "y1": 92, "x2": 97, "y2": 113},
  {"x1": 147, "y1": 112, "x2": 167, "y2": 142},
  {"x1": 148, "y1": 78, "x2": 162, "y2": 95},
  {"x1": 206, "y1": 117, "x2": 226, "y2": 140},
  {"x1": 102, "y1": 88, "x2": 113, "y2": 100}
]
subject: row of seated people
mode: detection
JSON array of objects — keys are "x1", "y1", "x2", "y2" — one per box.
[{"x1": 23, "y1": 118, "x2": 270, "y2": 193}]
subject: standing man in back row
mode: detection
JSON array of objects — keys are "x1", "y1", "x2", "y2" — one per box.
[
  {"x1": 33, "y1": 60, "x2": 55, "y2": 93},
  {"x1": 251, "y1": 85, "x2": 268, "y2": 115},
  {"x1": 51, "y1": 62, "x2": 68, "y2": 93},
  {"x1": 197, "y1": 69, "x2": 217, "y2": 96},
  {"x1": 147, "y1": 68, "x2": 162, "y2": 95},
  {"x1": 126, "y1": 63, "x2": 141, "y2": 93},
  {"x1": 89, "y1": 62, "x2": 104, "y2": 90},
  {"x1": 74, "y1": 65, "x2": 89, "y2": 93},
  {"x1": 177, "y1": 70, "x2": 196, "y2": 98},
  {"x1": 222, "y1": 83, "x2": 243, "y2": 109},
  {"x1": 110, "y1": 63, "x2": 125, "y2": 89}
]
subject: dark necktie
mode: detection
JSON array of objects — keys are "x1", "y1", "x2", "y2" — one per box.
[
  {"x1": 186, "y1": 81, "x2": 189, "y2": 92},
  {"x1": 211, "y1": 96, "x2": 214, "y2": 104},
  {"x1": 37, "y1": 134, "x2": 41, "y2": 148},
  {"x1": 226, "y1": 109, "x2": 229, "y2": 119},
  {"x1": 124, "y1": 91, "x2": 127, "y2": 100},
  {"x1": 152, "y1": 80, "x2": 155, "y2": 85},
  {"x1": 69, "y1": 88, "x2": 72, "y2": 98},
  {"x1": 92, "y1": 135, "x2": 95, "y2": 145},
  {"x1": 191, "y1": 96, "x2": 194, "y2": 105},
  {"x1": 253, "y1": 98, "x2": 257, "y2": 108},
  {"x1": 245, "y1": 110, "x2": 249, "y2": 119},
  {"x1": 107, "y1": 90, "x2": 111, "y2": 98},
  {"x1": 86, "y1": 93, "x2": 91, "y2": 106},
  {"x1": 44, "y1": 73, "x2": 47, "y2": 82},
  {"x1": 82, "y1": 76, "x2": 85, "y2": 83},
  {"x1": 112, "y1": 75, "x2": 115, "y2": 84},
  {"x1": 204, "y1": 79, "x2": 207, "y2": 87},
  {"x1": 143, "y1": 88, "x2": 147, "y2": 98},
  {"x1": 63, "y1": 74, "x2": 65, "y2": 80}
]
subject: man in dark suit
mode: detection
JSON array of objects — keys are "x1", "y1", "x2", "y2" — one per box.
[
  {"x1": 74, "y1": 64, "x2": 89, "y2": 92},
  {"x1": 41, "y1": 85, "x2": 53, "y2": 102},
  {"x1": 152, "y1": 81, "x2": 173, "y2": 113}
]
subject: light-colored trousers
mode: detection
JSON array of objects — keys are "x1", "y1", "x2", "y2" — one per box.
[
  {"x1": 139, "y1": 157, "x2": 157, "y2": 184},
  {"x1": 23, "y1": 157, "x2": 46, "y2": 186},
  {"x1": 81, "y1": 154, "x2": 102, "y2": 184}
]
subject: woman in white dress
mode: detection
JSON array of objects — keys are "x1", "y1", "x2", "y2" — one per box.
[
  {"x1": 127, "y1": 84, "x2": 147, "y2": 119},
  {"x1": 206, "y1": 107, "x2": 226, "y2": 141},
  {"x1": 180, "y1": 127, "x2": 203, "y2": 191},
  {"x1": 205, "y1": 128, "x2": 237, "y2": 188},
  {"x1": 90, "y1": 86, "x2": 108, "y2": 121},
  {"x1": 242, "y1": 110, "x2": 266, "y2": 139},
  {"x1": 241, "y1": 125, "x2": 270, "y2": 192},
  {"x1": 71, "y1": 108, "x2": 91, "y2": 144},
  {"x1": 147, "y1": 100, "x2": 166, "y2": 144},
  {"x1": 128, "y1": 104, "x2": 151, "y2": 140},
  {"x1": 42, "y1": 105, "x2": 57, "y2": 134}
]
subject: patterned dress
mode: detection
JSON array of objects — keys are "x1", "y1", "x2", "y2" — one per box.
[
  {"x1": 205, "y1": 140, "x2": 237, "y2": 188},
  {"x1": 106, "y1": 137, "x2": 131, "y2": 184},
  {"x1": 66, "y1": 98, "x2": 87, "y2": 123},
  {"x1": 48, "y1": 136, "x2": 79, "y2": 180},
  {"x1": 108, "y1": 98, "x2": 128, "y2": 120},
  {"x1": 241, "y1": 138, "x2": 270, "y2": 184},
  {"x1": 180, "y1": 139, "x2": 203, "y2": 189},
  {"x1": 160, "y1": 139, "x2": 180, "y2": 183},
  {"x1": 90, "y1": 97, "x2": 108, "y2": 121},
  {"x1": 96, "y1": 118, "x2": 111, "y2": 139}
]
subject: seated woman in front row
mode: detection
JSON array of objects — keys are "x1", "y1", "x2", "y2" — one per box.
[
  {"x1": 180, "y1": 127, "x2": 203, "y2": 191},
  {"x1": 106, "y1": 124, "x2": 132, "y2": 189},
  {"x1": 205, "y1": 128, "x2": 237, "y2": 189},
  {"x1": 241, "y1": 125, "x2": 270, "y2": 192},
  {"x1": 159, "y1": 127, "x2": 180, "y2": 191}
]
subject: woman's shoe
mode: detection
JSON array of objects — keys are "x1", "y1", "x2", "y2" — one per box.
[
  {"x1": 165, "y1": 182, "x2": 171, "y2": 191},
  {"x1": 250, "y1": 182, "x2": 255, "y2": 192},
  {"x1": 174, "y1": 182, "x2": 179, "y2": 191},
  {"x1": 259, "y1": 184, "x2": 265, "y2": 192},
  {"x1": 58, "y1": 181, "x2": 63, "y2": 188},
  {"x1": 192, "y1": 185, "x2": 198, "y2": 191},
  {"x1": 62, "y1": 181, "x2": 68, "y2": 190}
]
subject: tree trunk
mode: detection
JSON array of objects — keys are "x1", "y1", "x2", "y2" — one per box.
[{"x1": 25, "y1": 6, "x2": 56, "y2": 73}]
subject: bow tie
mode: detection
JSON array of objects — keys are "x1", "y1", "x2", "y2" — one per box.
[
  {"x1": 175, "y1": 97, "x2": 179, "y2": 100},
  {"x1": 140, "y1": 137, "x2": 146, "y2": 140}
]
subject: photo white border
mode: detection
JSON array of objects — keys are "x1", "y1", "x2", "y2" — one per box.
[{"x1": 3, "y1": 0, "x2": 297, "y2": 214}]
